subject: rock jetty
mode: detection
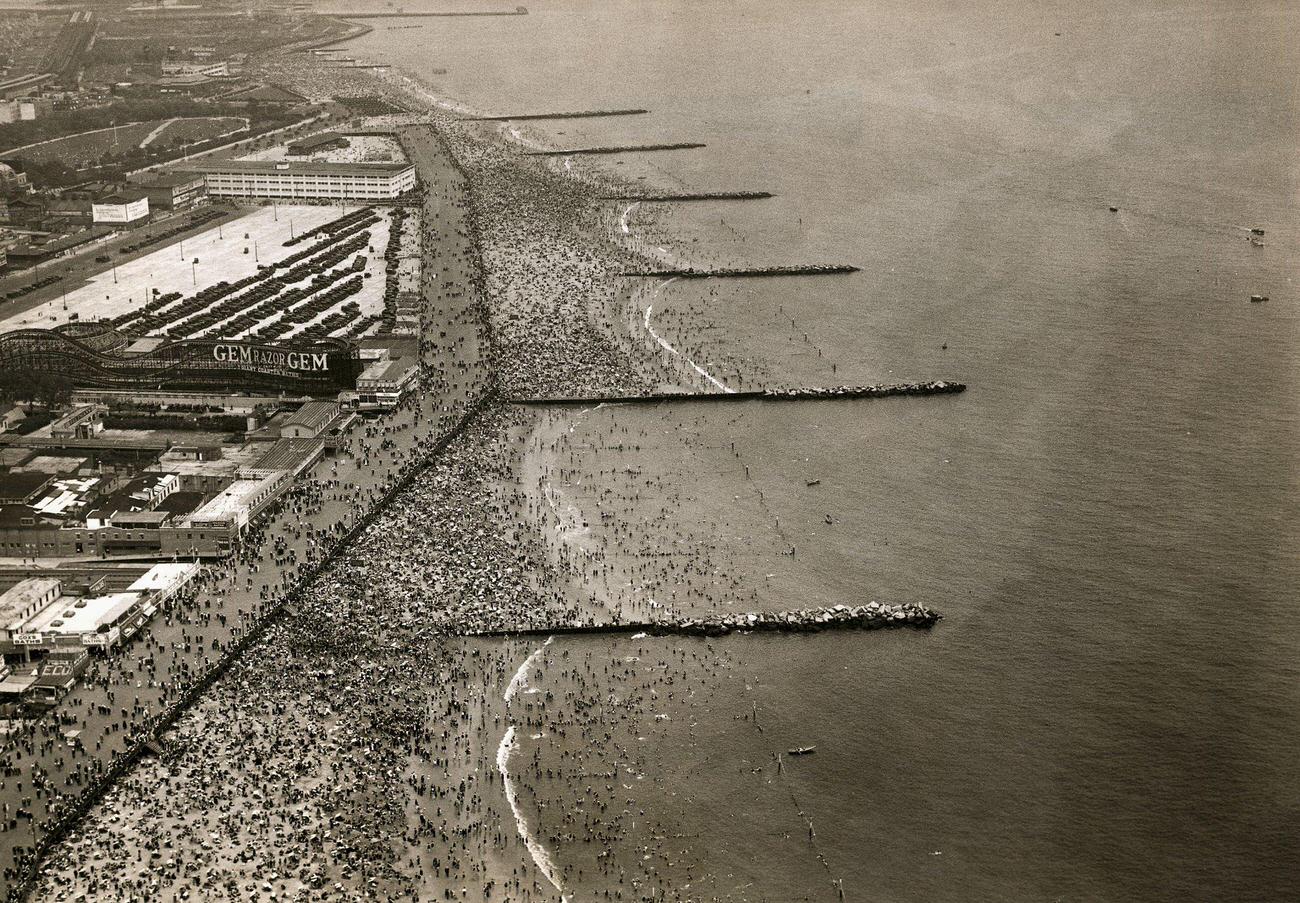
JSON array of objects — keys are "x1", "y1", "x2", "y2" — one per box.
[
  {"x1": 598, "y1": 191, "x2": 773, "y2": 201},
  {"x1": 468, "y1": 601, "x2": 940, "y2": 638},
  {"x1": 525, "y1": 142, "x2": 706, "y2": 155},
  {"x1": 760, "y1": 380, "x2": 965, "y2": 400},
  {"x1": 622, "y1": 264, "x2": 859, "y2": 278},
  {"x1": 345, "y1": 7, "x2": 528, "y2": 18},
  {"x1": 512, "y1": 380, "x2": 966, "y2": 406},
  {"x1": 463, "y1": 108, "x2": 649, "y2": 121}
]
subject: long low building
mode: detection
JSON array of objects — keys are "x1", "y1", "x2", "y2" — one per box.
[
  {"x1": 0, "y1": 563, "x2": 199, "y2": 658},
  {"x1": 180, "y1": 160, "x2": 416, "y2": 201}
]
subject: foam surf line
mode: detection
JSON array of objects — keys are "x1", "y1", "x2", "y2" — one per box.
[
  {"x1": 644, "y1": 282, "x2": 735, "y2": 393},
  {"x1": 620, "y1": 201, "x2": 641, "y2": 234},
  {"x1": 500, "y1": 636, "x2": 568, "y2": 900},
  {"x1": 505, "y1": 635, "x2": 554, "y2": 703},
  {"x1": 496, "y1": 725, "x2": 570, "y2": 901}
]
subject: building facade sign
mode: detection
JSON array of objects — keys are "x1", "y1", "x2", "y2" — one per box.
[
  {"x1": 0, "y1": 329, "x2": 362, "y2": 396},
  {"x1": 212, "y1": 344, "x2": 330, "y2": 374}
]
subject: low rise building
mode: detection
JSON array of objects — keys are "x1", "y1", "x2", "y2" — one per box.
[
  {"x1": 352, "y1": 338, "x2": 420, "y2": 410},
  {"x1": 160, "y1": 468, "x2": 290, "y2": 557},
  {"x1": 287, "y1": 133, "x2": 348, "y2": 156},
  {"x1": 131, "y1": 171, "x2": 207, "y2": 210},
  {"x1": 0, "y1": 404, "x2": 26, "y2": 433},
  {"x1": 0, "y1": 563, "x2": 197, "y2": 660},
  {"x1": 49, "y1": 404, "x2": 104, "y2": 440},
  {"x1": 278, "y1": 400, "x2": 339, "y2": 439},
  {"x1": 0, "y1": 578, "x2": 62, "y2": 652},
  {"x1": 161, "y1": 60, "x2": 230, "y2": 78},
  {"x1": 27, "y1": 648, "x2": 88, "y2": 705},
  {"x1": 0, "y1": 162, "x2": 30, "y2": 194},
  {"x1": 0, "y1": 472, "x2": 54, "y2": 506}
]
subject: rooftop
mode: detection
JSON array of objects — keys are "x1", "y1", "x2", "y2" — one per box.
[
  {"x1": 95, "y1": 192, "x2": 149, "y2": 206},
  {"x1": 24, "y1": 591, "x2": 140, "y2": 636},
  {"x1": 0, "y1": 578, "x2": 61, "y2": 627},
  {"x1": 126, "y1": 562, "x2": 198, "y2": 594},
  {"x1": 152, "y1": 443, "x2": 262, "y2": 478},
  {"x1": 134, "y1": 172, "x2": 206, "y2": 189},
  {"x1": 252, "y1": 438, "x2": 323, "y2": 472},
  {"x1": 359, "y1": 358, "x2": 416, "y2": 384},
  {"x1": 281, "y1": 401, "x2": 338, "y2": 434},
  {"x1": 0, "y1": 448, "x2": 35, "y2": 468},
  {"x1": 288, "y1": 133, "x2": 347, "y2": 151},
  {"x1": 182, "y1": 159, "x2": 413, "y2": 177},
  {"x1": 32, "y1": 476, "x2": 101, "y2": 518},
  {"x1": 109, "y1": 510, "x2": 169, "y2": 527},
  {"x1": 0, "y1": 472, "x2": 53, "y2": 504},
  {"x1": 13, "y1": 455, "x2": 87, "y2": 476},
  {"x1": 186, "y1": 472, "x2": 281, "y2": 523}
]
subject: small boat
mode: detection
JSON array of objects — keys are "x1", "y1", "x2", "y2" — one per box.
[
  {"x1": 788, "y1": 745, "x2": 816, "y2": 756},
  {"x1": 806, "y1": 479, "x2": 821, "y2": 486}
]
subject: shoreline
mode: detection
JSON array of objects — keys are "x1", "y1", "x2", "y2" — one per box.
[{"x1": 15, "y1": 29, "x2": 948, "y2": 902}]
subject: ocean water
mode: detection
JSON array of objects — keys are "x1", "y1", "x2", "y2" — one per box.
[{"x1": 329, "y1": 0, "x2": 1300, "y2": 899}]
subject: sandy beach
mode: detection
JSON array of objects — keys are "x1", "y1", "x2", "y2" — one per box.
[{"x1": 0, "y1": 18, "x2": 959, "y2": 898}]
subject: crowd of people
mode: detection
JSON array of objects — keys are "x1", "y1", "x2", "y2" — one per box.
[{"x1": 4, "y1": 45, "x2": 878, "y2": 903}]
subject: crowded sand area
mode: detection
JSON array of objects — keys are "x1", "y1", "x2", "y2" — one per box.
[
  {"x1": 6, "y1": 47, "x2": 930, "y2": 903},
  {"x1": 1, "y1": 118, "x2": 493, "y2": 896}
]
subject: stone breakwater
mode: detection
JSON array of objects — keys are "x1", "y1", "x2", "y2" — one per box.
[
  {"x1": 513, "y1": 380, "x2": 966, "y2": 406},
  {"x1": 343, "y1": 8, "x2": 528, "y2": 18},
  {"x1": 462, "y1": 108, "x2": 649, "y2": 121},
  {"x1": 623, "y1": 264, "x2": 859, "y2": 278},
  {"x1": 467, "y1": 601, "x2": 941, "y2": 638},
  {"x1": 760, "y1": 380, "x2": 966, "y2": 400},
  {"x1": 524, "y1": 143, "x2": 708, "y2": 156},
  {"x1": 597, "y1": 191, "x2": 774, "y2": 201}
]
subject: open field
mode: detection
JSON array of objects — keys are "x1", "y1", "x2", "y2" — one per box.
[
  {"x1": 2, "y1": 122, "x2": 156, "y2": 165},
  {"x1": 140, "y1": 116, "x2": 249, "y2": 149},
  {"x1": 0, "y1": 204, "x2": 400, "y2": 342},
  {"x1": 2, "y1": 117, "x2": 251, "y2": 166}
]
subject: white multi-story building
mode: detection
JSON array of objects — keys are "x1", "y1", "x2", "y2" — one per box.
[
  {"x1": 183, "y1": 161, "x2": 416, "y2": 201},
  {"x1": 161, "y1": 60, "x2": 230, "y2": 77}
]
